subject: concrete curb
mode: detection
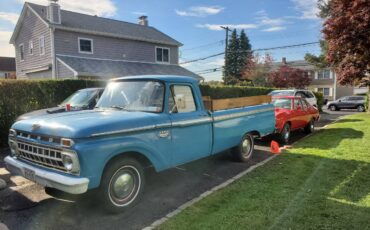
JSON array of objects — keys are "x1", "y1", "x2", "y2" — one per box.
[{"x1": 142, "y1": 154, "x2": 278, "y2": 230}]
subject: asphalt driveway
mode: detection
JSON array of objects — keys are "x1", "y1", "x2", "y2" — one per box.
[{"x1": 0, "y1": 109, "x2": 359, "y2": 230}]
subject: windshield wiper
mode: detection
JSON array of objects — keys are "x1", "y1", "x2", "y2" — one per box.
[{"x1": 110, "y1": 105, "x2": 127, "y2": 110}]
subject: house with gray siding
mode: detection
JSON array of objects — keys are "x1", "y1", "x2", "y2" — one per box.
[
  {"x1": 10, "y1": 0, "x2": 201, "y2": 80},
  {"x1": 272, "y1": 58, "x2": 367, "y2": 101}
]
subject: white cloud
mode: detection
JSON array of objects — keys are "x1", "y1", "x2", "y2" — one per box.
[
  {"x1": 176, "y1": 6, "x2": 224, "y2": 17},
  {"x1": 255, "y1": 10, "x2": 286, "y2": 26},
  {"x1": 291, "y1": 0, "x2": 320, "y2": 20},
  {"x1": 0, "y1": 12, "x2": 19, "y2": 24},
  {"x1": 0, "y1": 31, "x2": 15, "y2": 57},
  {"x1": 196, "y1": 23, "x2": 258, "y2": 31},
  {"x1": 16, "y1": 0, "x2": 117, "y2": 17},
  {"x1": 262, "y1": 26, "x2": 286, "y2": 32}
]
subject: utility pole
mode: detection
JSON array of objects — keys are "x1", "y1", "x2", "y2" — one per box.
[{"x1": 220, "y1": 26, "x2": 232, "y2": 78}]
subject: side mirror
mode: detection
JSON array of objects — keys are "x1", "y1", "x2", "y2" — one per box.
[
  {"x1": 296, "y1": 105, "x2": 302, "y2": 110},
  {"x1": 338, "y1": 100, "x2": 341, "y2": 102}
]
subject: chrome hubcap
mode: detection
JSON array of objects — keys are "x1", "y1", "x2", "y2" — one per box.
[
  {"x1": 284, "y1": 127, "x2": 290, "y2": 140},
  {"x1": 108, "y1": 165, "x2": 141, "y2": 207},
  {"x1": 242, "y1": 138, "x2": 252, "y2": 157},
  {"x1": 113, "y1": 173, "x2": 134, "y2": 199}
]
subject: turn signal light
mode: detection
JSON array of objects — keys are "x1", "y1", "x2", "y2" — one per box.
[{"x1": 61, "y1": 138, "x2": 74, "y2": 147}]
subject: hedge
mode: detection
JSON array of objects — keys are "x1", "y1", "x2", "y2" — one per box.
[
  {"x1": 312, "y1": 91, "x2": 324, "y2": 112},
  {"x1": 0, "y1": 80, "x2": 275, "y2": 146},
  {"x1": 199, "y1": 84, "x2": 274, "y2": 99},
  {"x1": 0, "y1": 79, "x2": 105, "y2": 146}
]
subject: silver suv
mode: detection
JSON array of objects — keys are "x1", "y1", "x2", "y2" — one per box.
[{"x1": 268, "y1": 89, "x2": 317, "y2": 107}]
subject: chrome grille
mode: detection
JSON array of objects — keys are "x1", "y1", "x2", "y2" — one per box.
[
  {"x1": 16, "y1": 131, "x2": 61, "y2": 144},
  {"x1": 17, "y1": 141, "x2": 67, "y2": 171}
]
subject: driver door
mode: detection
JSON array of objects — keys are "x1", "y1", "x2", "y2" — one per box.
[{"x1": 168, "y1": 84, "x2": 212, "y2": 166}]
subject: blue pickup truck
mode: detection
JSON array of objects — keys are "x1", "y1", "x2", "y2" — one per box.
[{"x1": 5, "y1": 75, "x2": 275, "y2": 212}]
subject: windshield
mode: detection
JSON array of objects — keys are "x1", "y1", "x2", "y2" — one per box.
[
  {"x1": 60, "y1": 89, "x2": 98, "y2": 107},
  {"x1": 272, "y1": 98, "x2": 292, "y2": 109},
  {"x1": 96, "y1": 81, "x2": 165, "y2": 113},
  {"x1": 269, "y1": 90, "x2": 295, "y2": 96}
]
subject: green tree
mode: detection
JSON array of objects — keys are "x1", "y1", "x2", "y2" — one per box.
[
  {"x1": 238, "y1": 30, "x2": 253, "y2": 81},
  {"x1": 223, "y1": 29, "x2": 253, "y2": 85},
  {"x1": 304, "y1": 40, "x2": 329, "y2": 68},
  {"x1": 223, "y1": 29, "x2": 239, "y2": 84}
]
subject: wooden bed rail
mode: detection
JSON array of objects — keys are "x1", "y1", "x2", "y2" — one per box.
[{"x1": 202, "y1": 95, "x2": 272, "y2": 111}]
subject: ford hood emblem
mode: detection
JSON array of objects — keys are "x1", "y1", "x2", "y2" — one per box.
[{"x1": 31, "y1": 123, "x2": 41, "y2": 131}]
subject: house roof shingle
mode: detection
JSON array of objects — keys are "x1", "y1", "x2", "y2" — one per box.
[
  {"x1": 27, "y1": 3, "x2": 182, "y2": 46},
  {"x1": 0, "y1": 57, "x2": 16, "y2": 71},
  {"x1": 57, "y1": 56, "x2": 203, "y2": 81}
]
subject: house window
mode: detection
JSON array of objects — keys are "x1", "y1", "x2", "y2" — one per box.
[
  {"x1": 19, "y1": 44, "x2": 24, "y2": 61},
  {"x1": 317, "y1": 88, "x2": 331, "y2": 96},
  {"x1": 39, "y1": 36, "x2": 45, "y2": 55},
  {"x1": 29, "y1": 41, "x2": 33, "y2": 55},
  {"x1": 156, "y1": 47, "x2": 170, "y2": 63},
  {"x1": 79, "y1": 38, "x2": 93, "y2": 54},
  {"x1": 317, "y1": 70, "x2": 331, "y2": 79}
]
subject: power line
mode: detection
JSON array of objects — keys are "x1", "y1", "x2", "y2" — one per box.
[
  {"x1": 180, "y1": 41, "x2": 320, "y2": 65},
  {"x1": 181, "y1": 40, "x2": 225, "y2": 52},
  {"x1": 195, "y1": 67, "x2": 223, "y2": 74}
]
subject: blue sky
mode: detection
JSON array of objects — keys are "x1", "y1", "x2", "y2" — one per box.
[{"x1": 0, "y1": 0, "x2": 323, "y2": 81}]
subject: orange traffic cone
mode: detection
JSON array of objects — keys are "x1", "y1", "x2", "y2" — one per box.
[{"x1": 270, "y1": 140, "x2": 280, "y2": 154}]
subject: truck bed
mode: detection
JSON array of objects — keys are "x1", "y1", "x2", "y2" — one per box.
[{"x1": 211, "y1": 103, "x2": 275, "y2": 154}]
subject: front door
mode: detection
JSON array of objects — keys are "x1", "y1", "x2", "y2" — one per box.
[
  {"x1": 168, "y1": 84, "x2": 212, "y2": 166},
  {"x1": 292, "y1": 98, "x2": 307, "y2": 129}
]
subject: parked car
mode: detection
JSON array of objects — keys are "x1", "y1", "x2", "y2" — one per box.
[
  {"x1": 5, "y1": 75, "x2": 276, "y2": 212},
  {"x1": 272, "y1": 96, "x2": 320, "y2": 144},
  {"x1": 327, "y1": 96, "x2": 366, "y2": 112},
  {"x1": 269, "y1": 89, "x2": 317, "y2": 107},
  {"x1": 16, "y1": 88, "x2": 104, "y2": 121}
]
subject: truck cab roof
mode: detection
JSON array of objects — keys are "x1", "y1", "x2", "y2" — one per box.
[{"x1": 112, "y1": 75, "x2": 199, "y2": 84}]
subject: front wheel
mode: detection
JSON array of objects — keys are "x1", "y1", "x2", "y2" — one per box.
[
  {"x1": 231, "y1": 133, "x2": 254, "y2": 162},
  {"x1": 357, "y1": 105, "x2": 365, "y2": 112},
  {"x1": 98, "y1": 157, "x2": 145, "y2": 213},
  {"x1": 304, "y1": 119, "x2": 315, "y2": 134}
]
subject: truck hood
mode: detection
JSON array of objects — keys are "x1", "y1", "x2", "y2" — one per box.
[{"x1": 11, "y1": 109, "x2": 162, "y2": 138}]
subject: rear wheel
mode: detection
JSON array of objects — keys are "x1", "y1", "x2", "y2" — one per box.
[
  {"x1": 231, "y1": 133, "x2": 254, "y2": 162},
  {"x1": 279, "y1": 123, "x2": 291, "y2": 144},
  {"x1": 329, "y1": 105, "x2": 337, "y2": 111},
  {"x1": 98, "y1": 157, "x2": 145, "y2": 213},
  {"x1": 304, "y1": 119, "x2": 315, "y2": 134},
  {"x1": 357, "y1": 105, "x2": 365, "y2": 112}
]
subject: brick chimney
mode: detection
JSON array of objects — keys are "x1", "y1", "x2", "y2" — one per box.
[
  {"x1": 47, "y1": 0, "x2": 61, "y2": 24},
  {"x1": 282, "y1": 57, "x2": 287, "y2": 65},
  {"x1": 138, "y1": 16, "x2": 148, "y2": 26}
]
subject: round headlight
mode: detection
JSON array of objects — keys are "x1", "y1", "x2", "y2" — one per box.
[
  {"x1": 62, "y1": 155, "x2": 73, "y2": 171},
  {"x1": 9, "y1": 141, "x2": 18, "y2": 158}
]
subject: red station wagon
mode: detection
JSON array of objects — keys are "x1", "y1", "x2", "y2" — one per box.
[{"x1": 272, "y1": 96, "x2": 320, "y2": 144}]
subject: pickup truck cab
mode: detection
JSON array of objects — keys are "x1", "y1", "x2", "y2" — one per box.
[{"x1": 6, "y1": 75, "x2": 275, "y2": 212}]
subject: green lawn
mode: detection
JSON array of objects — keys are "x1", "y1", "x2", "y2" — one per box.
[{"x1": 159, "y1": 114, "x2": 370, "y2": 230}]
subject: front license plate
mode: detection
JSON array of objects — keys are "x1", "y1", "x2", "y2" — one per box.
[{"x1": 24, "y1": 168, "x2": 35, "y2": 182}]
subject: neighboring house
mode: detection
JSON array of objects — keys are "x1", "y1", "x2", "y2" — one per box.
[
  {"x1": 272, "y1": 58, "x2": 367, "y2": 101},
  {"x1": 10, "y1": 0, "x2": 201, "y2": 80},
  {"x1": 0, "y1": 57, "x2": 16, "y2": 79}
]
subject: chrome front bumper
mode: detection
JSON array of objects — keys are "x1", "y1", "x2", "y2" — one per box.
[{"x1": 5, "y1": 156, "x2": 89, "y2": 194}]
